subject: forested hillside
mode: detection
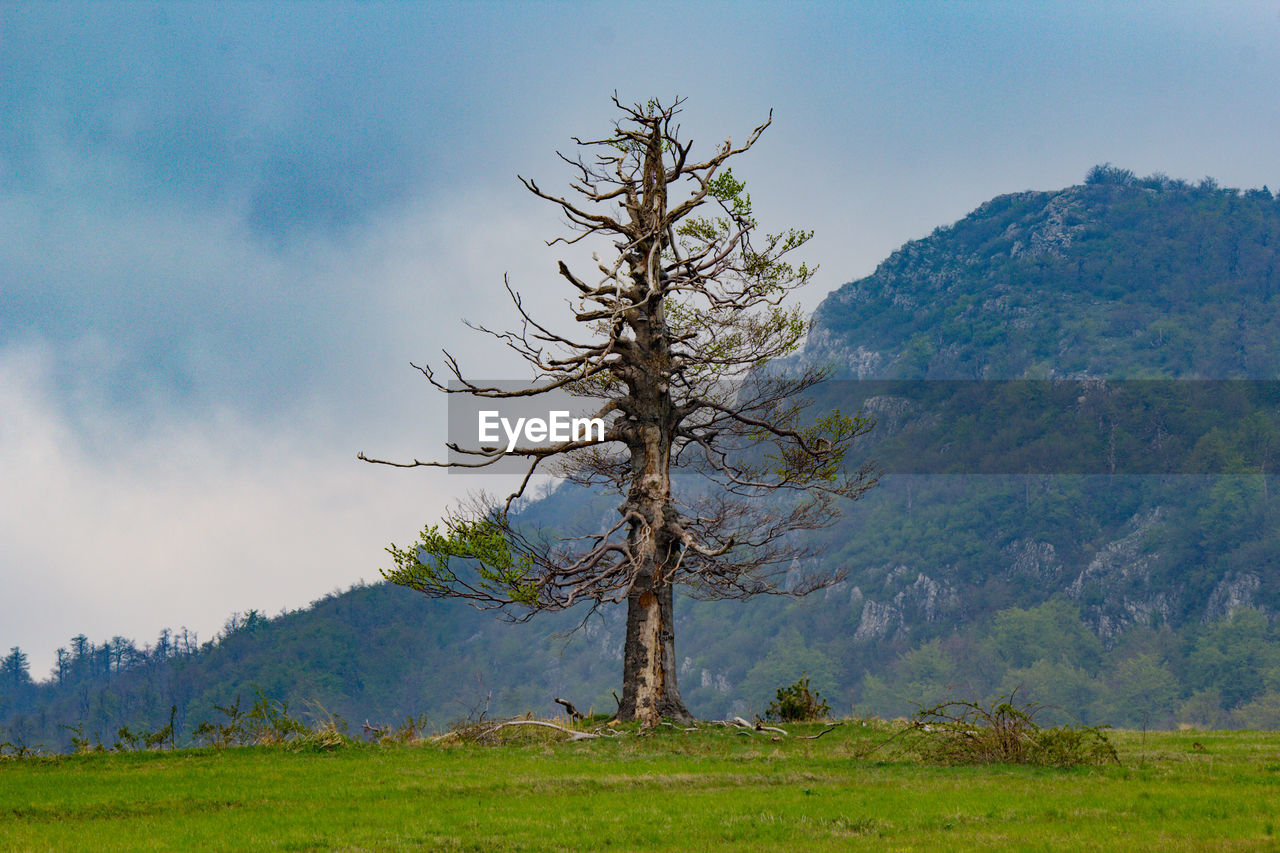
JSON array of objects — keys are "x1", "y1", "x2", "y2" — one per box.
[
  {"x1": 808, "y1": 165, "x2": 1280, "y2": 380},
  {"x1": 7, "y1": 168, "x2": 1280, "y2": 752}
]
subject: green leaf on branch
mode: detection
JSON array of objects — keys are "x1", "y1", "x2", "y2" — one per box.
[
  {"x1": 768, "y1": 409, "x2": 872, "y2": 484},
  {"x1": 383, "y1": 516, "x2": 538, "y2": 606}
]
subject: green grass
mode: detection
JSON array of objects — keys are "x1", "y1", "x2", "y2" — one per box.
[{"x1": 2, "y1": 724, "x2": 1279, "y2": 851}]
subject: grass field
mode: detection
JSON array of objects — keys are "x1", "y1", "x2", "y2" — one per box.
[{"x1": 2, "y1": 722, "x2": 1278, "y2": 851}]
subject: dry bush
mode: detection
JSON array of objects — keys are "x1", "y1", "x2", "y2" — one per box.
[
  {"x1": 908, "y1": 692, "x2": 1118, "y2": 767},
  {"x1": 191, "y1": 692, "x2": 351, "y2": 751}
]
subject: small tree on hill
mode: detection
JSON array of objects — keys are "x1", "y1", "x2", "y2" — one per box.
[{"x1": 361, "y1": 97, "x2": 876, "y2": 726}]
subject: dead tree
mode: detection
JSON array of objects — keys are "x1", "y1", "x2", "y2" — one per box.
[{"x1": 360, "y1": 97, "x2": 877, "y2": 727}]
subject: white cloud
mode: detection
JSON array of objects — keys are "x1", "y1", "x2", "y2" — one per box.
[
  {"x1": 0, "y1": 133, "x2": 606, "y2": 680},
  {"x1": 0, "y1": 342, "x2": 453, "y2": 677}
]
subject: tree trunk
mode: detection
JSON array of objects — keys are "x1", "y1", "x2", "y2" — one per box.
[
  {"x1": 613, "y1": 411, "x2": 692, "y2": 725},
  {"x1": 614, "y1": 144, "x2": 688, "y2": 726},
  {"x1": 655, "y1": 580, "x2": 692, "y2": 720},
  {"x1": 617, "y1": 577, "x2": 692, "y2": 724}
]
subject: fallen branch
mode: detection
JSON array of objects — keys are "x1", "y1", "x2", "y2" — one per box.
[
  {"x1": 487, "y1": 720, "x2": 601, "y2": 741},
  {"x1": 853, "y1": 721, "x2": 918, "y2": 759},
  {"x1": 796, "y1": 722, "x2": 844, "y2": 740},
  {"x1": 714, "y1": 716, "x2": 759, "y2": 734},
  {"x1": 554, "y1": 697, "x2": 586, "y2": 721},
  {"x1": 721, "y1": 716, "x2": 790, "y2": 736}
]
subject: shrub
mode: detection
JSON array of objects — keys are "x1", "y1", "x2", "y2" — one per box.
[
  {"x1": 766, "y1": 673, "x2": 831, "y2": 722},
  {"x1": 1085, "y1": 163, "x2": 1135, "y2": 187},
  {"x1": 910, "y1": 692, "x2": 1118, "y2": 767}
]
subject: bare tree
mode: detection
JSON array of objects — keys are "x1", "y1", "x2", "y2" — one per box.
[{"x1": 360, "y1": 97, "x2": 876, "y2": 726}]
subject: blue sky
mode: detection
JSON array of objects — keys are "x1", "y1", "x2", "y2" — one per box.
[{"x1": 3, "y1": 1, "x2": 1279, "y2": 675}]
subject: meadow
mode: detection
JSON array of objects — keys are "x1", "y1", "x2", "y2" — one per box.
[{"x1": 1, "y1": 723, "x2": 1278, "y2": 851}]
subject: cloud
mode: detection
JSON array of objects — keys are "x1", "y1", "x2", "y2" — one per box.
[
  {"x1": 0, "y1": 160, "x2": 573, "y2": 677},
  {"x1": 0, "y1": 3, "x2": 453, "y2": 240},
  {"x1": 0, "y1": 341, "x2": 455, "y2": 677},
  {"x1": 0, "y1": 104, "x2": 573, "y2": 675}
]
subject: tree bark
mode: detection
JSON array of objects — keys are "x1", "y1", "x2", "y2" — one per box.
[
  {"x1": 617, "y1": 577, "x2": 692, "y2": 724},
  {"x1": 655, "y1": 580, "x2": 692, "y2": 721}
]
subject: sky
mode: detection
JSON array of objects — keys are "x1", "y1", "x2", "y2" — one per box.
[{"x1": 3, "y1": 1, "x2": 1280, "y2": 677}]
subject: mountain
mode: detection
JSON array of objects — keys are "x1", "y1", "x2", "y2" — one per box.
[
  {"x1": 787, "y1": 169, "x2": 1280, "y2": 724},
  {"x1": 798, "y1": 169, "x2": 1280, "y2": 641},
  {"x1": 6, "y1": 168, "x2": 1280, "y2": 751},
  {"x1": 807, "y1": 166, "x2": 1280, "y2": 380}
]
